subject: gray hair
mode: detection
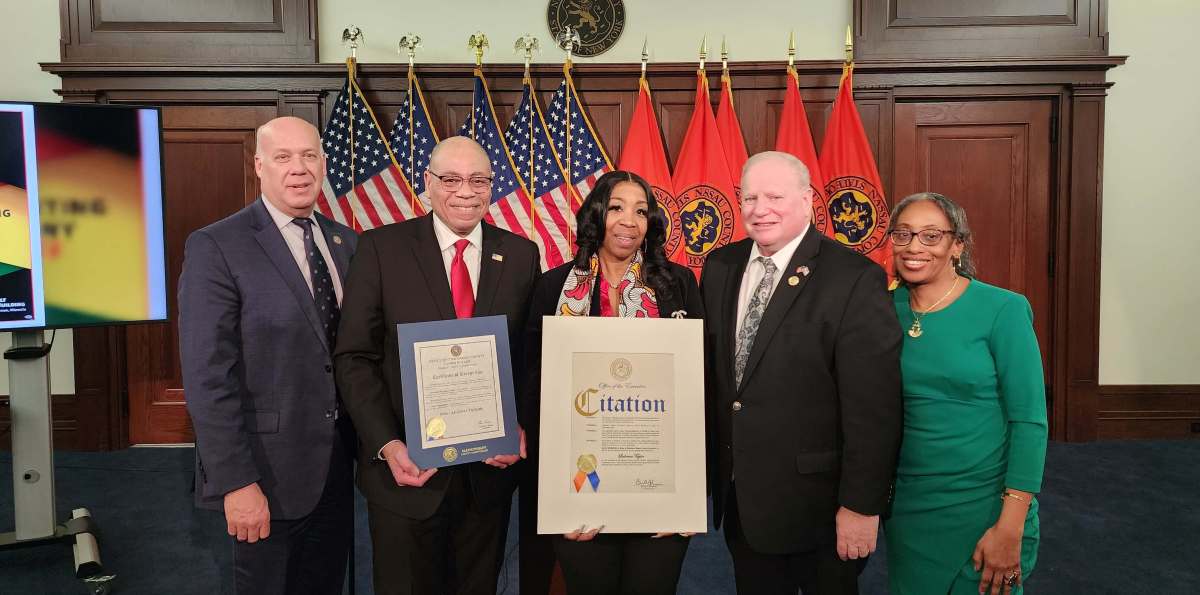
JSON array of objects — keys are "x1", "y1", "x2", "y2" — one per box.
[
  {"x1": 888, "y1": 192, "x2": 977, "y2": 278},
  {"x1": 743, "y1": 151, "x2": 811, "y2": 191}
]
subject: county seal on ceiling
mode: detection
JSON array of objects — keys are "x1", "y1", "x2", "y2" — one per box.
[{"x1": 547, "y1": 0, "x2": 626, "y2": 57}]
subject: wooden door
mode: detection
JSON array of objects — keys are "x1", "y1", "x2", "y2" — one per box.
[
  {"x1": 893, "y1": 99, "x2": 1054, "y2": 401},
  {"x1": 126, "y1": 105, "x2": 275, "y2": 444}
]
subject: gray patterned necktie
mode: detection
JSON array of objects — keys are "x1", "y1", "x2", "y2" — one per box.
[{"x1": 734, "y1": 256, "x2": 777, "y2": 388}]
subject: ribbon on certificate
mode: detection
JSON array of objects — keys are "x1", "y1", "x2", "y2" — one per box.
[
  {"x1": 573, "y1": 454, "x2": 600, "y2": 492},
  {"x1": 572, "y1": 470, "x2": 600, "y2": 492}
]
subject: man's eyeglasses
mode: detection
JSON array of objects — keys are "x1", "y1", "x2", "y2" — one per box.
[
  {"x1": 889, "y1": 229, "x2": 957, "y2": 246},
  {"x1": 428, "y1": 171, "x2": 493, "y2": 192}
]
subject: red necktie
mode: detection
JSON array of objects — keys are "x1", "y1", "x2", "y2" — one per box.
[{"x1": 450, "y1": 238, "x2": 475, "y2": 319}]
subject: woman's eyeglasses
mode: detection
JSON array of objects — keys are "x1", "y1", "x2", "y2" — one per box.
[{"x1": 889, "y1": 229, "x2": 956, "y2": 246}]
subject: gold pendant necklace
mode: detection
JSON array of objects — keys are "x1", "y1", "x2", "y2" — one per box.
[{"x1": 908, "y1": 276, "x2": 960, "y2": 338}]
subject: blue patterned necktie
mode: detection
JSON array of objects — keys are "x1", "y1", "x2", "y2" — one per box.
[
  {"x1": 734, "y1": 256, "x2": 777, "y2": 388},
  {"x1": 293, "y1": 218, "x2": 340, "y2": 347}
]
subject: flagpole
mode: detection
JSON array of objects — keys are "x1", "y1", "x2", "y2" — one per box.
[
  {"x1": 468, "y1": 33, "x2": 489, "y2": 139},
  {"x1": 516, "y1": 34, "x2": 540, "y2": 240},
  {"x1": 342, "y1": 26, "x2": 362, "y2": 205},
  {"x1": 400, "y1": 33, "x2": 421, "y2": 214},
  {"x1": 557, "y1": 25, "x2": 580, "y2": 257}
]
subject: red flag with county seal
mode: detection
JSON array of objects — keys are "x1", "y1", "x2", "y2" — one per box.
[
  {"x1": 776, "y1": 65, "x2": 832, "y2": 237},
  {"x1": 669, "y1": 70, "x2": 745, "y2": 278},
  {"x1": 819, "y1": 63, "x2": 893, "y2": 278},
  {"x1": 617, "y1": 78, "x2": 677, "y2": 259},
  {"x1": 715, "y1": 70, "x2": 748, "y2": 197}
]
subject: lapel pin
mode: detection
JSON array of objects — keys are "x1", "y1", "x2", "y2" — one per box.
[
  {"x1": 332, "y1": 235, "x2": 343, "y2": 245},
  {"x1": 787, "y1": 276, "x2": 800, "y2": 286},
  {"x1": 491, "y1": 253, "x2": 504, "y2": 262},
  {"x1": 797, "y1": 265, "x2": 810, "y2": 277}
]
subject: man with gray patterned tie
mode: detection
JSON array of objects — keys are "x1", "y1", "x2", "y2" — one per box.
[{"x1": 699, "y1": 151, "x2": 902, "y2": 595}]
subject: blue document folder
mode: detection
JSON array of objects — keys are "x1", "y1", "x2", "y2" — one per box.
[{"x1": 396, "y1": 315, "x2": 520, "y2": 469}]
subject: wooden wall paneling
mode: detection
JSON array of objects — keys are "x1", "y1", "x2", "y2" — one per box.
[
  {"x1": 1097, "y1": 385, "x2": 1200, "y2": 440},
  {"x1": 126, "y1": 106, "x2": 276, "y2": 444},
  {"x1": 60, "y1": 0, "x2": 318, "y2": 63},
  {"x1": 893, "y1": 100, "x2": 1054, "y2": 401},
  {"x1": 854, "y1": 0, "x2": 1108, "y2": 59},
  {"x1": 1060, "y1": 83, "x2": 1109, "y2": 442}
]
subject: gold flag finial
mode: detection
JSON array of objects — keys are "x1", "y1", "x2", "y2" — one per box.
[
  {"x1": 787, "y1": 30, "x2": 796, "y2": 68},
  {"x1": 398, "y1": 33, "x2": 422, "y2": 71},
  {"x1": 844, "y1": 24, "x2": 853, "y2": 64},
  {"x1": 341, "y1": 25, "x2": 364, "y2": 61},
  {"x1": 515, "y1": 34, "x2": 539, "y2": 74},
  {"x1": 640, "y1": 36, "x2": 649, "y2": 78},
  {"x1": 699, "y1": 35, "x2": 708, "y2": 71},
  {"x1": 468, "y1": 32, "x2": 490, "y2": 68},
  {"x1": 557, "y1": 25, "x2": 581, "y2": 68}
]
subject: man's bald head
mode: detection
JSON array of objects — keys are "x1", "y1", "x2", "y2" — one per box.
[
  {"x1": 427, "y1": 136, "x2": 490, "y2": 174},
  {"x1": 254, "y1": 116, "x2": 326, "y2": 218},
  {"x1": 256, "y1": 116, "x2": 321, "y2": 158}
]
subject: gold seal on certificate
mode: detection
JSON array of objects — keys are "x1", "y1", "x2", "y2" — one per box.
[
  {"x1": 577, "y1": 454, "x2": 598, "y2": 474},
  {"x1": 426, "y1": 416, "x2": 446, "y2": 440}
]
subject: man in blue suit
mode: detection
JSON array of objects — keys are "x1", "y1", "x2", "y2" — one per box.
[{"x1": 179, "y1": 116, "x2": 358, "y2": 595}]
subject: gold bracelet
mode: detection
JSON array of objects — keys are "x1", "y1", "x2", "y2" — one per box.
[{"x1": 1001, "y1": 491, "x2": 1030, "y2": 504}]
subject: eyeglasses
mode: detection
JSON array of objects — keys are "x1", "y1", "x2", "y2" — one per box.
[
  {"x1": 889, "y1": 229, "x2": 957, "y2": 246},
  {"x1": 428, "y1": 171, "x2": 494, "y2": 192}
]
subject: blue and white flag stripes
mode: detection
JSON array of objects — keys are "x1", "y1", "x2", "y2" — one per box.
[
  {"x1": 387, "y1": 69, "x2": 440, "y2": 206},
  {"x1": 456, "y1": 70, "x2": 540, "y2": 251},
  {"x1": 504, "y1": 77, "x2": 576, "y2": 269},
  {"x1": 544, "y1": 68, "x2": 613, "y2": 204},
  {"x1": 317, "y1": 64, "x2": 423, "y2": 230}
]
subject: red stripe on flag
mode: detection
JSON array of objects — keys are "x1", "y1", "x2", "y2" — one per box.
[
  {"x1": 352, "y1": 184, "x2": 385, "y2": 229},
  {"x1": 370, "y1": 174, "x2": 404, "y2": 222}
]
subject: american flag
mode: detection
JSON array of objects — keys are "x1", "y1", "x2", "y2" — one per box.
[
  {"x1": 387, "y1": 70, "x2": 439, "y2": 206},
  {"x1": 504, "y1": 78, "x2": 576, "y2": 269},
  {"x1": 456, "y1": 71, "x2": 537, "y2": 250},
  {"x1": 544, "y1": 71, "x2": 613, "y2": 203},
  {"x1": 317, "y1": 76, "x2": 424, "y2": 230}
]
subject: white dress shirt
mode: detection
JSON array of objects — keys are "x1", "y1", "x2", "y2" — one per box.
[
  {"x1": 735, "y1": 227, "x2": 808, "y2": 339},
  {"x1": 432, "y1": 214, "x2": 482, "y2": 297},
  {"x1": 262, "y1": 197, "x2": 344, "y2": 305},
  {"x1": 377, "y1": 215, "x2": 483, "y2": 460}
]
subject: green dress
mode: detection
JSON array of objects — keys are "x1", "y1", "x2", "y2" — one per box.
[{"x1": 884, "y1": 280, "x2": 1047, "y2": 595}]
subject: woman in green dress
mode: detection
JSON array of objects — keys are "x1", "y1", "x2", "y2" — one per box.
[{"x1": 883, "y1": 192, "x2": 1047, "y2": 595}]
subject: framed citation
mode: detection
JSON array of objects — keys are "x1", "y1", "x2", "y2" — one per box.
[
  {"x1": 396, "y1": 315, "x2": 519, "y2": 469},
  {"x1": 537, "y1": 316, "x2": 707, "y2": 534}
]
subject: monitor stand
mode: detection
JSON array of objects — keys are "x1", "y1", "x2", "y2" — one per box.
[{"x1": 2, "y1": 330, "x2": 114, "y2": 594}]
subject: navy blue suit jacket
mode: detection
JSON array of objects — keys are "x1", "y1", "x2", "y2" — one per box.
[{"x1": 178, "y1": 199, "x2": 358, "y2": 520}]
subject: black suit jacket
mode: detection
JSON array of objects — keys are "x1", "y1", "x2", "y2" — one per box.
[
  {"x1": 178, "y1": 199, "x2": 358, "y2": 520},
  {"x1": 700, "y1": 226, "x2": 902, "y2": 554},
  {"x1": 334, "y1": 214, "x2": 541, "y2": 519},
  {"x1": 519, "y1": 260, "x2": 704, "y2": 435}
]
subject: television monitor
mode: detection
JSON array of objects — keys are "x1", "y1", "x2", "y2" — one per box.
[{"x1": 0, "y1": 101, "x2": 167, "y2": 331}]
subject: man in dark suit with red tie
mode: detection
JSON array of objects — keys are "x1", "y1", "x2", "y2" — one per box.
[
  {"x1": 335, "y1": 136, "x2": 540, "y2": 595},
  {"x1": 700, "y1": 151, "x2": 902, "y2": 594}
]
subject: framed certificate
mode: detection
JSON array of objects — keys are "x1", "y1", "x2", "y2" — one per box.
[
  {"x1": 537, "y1": 316, "x2": 707, "y2": 534},
  {"x1": 396, "y1": 315, "x2": 520, "y2": 469}
]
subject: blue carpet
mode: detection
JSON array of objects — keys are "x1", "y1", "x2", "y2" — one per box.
[{"x1": 2, "y1": 440, "x2": 1198, "y2": 594}]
